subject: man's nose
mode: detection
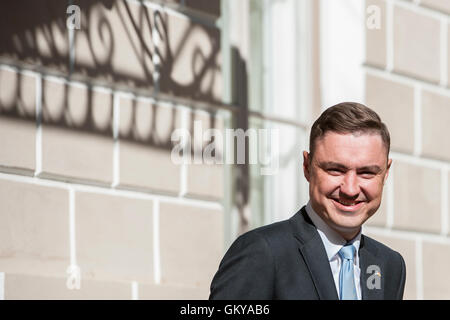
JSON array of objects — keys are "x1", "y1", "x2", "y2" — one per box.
[{"x1": 340, "y1": 171, "x2": 360, "y2": 197}]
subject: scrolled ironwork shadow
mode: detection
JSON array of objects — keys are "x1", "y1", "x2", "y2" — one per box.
[{"x1": 0, "y1": 0, "x2": 222, "y2": 153}]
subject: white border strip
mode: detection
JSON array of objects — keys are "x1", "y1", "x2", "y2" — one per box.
[
  {"x1": 0, "y1": 272, "x2": 4, "y2": 300},
  {"x1": 441, "y1": 168, "x2": 449, "y2": 236},
  {"x1": 131, "y1": 281, "x2": 139, "y2": 300},
  {"x1": 152, "y1": 200, "x2": 161, "y2": 285}
]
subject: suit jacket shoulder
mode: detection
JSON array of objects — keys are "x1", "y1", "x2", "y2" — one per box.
[
  {"x1": 209, "y1": 219, "x2": 293, "y2": 300},
  {"x1": 209, "y1": 208, "x2": 335, "y2": 300}
]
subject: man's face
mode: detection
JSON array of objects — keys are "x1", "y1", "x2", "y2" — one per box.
[{"x1": 303, "y1": 131, "x2": 391, "y2": 241}]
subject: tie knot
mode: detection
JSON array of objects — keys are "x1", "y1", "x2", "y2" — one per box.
[{"x1": 339, "y1": 244, "x2": 355, "y2": 261}]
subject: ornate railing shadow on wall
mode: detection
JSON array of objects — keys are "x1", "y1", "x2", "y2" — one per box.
[{"x1": 0, "y1": 0, "x2": 223, "y2": 155}]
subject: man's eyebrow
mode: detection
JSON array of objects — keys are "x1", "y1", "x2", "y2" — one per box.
[
  {"x1": 318, "y1": 162, "x2": 382, "y2": 172},
  {"x1": 318, "y1": 162, "x2": 348, "y2": 170},
  {"x1": 357, "y1": 165, "x2": 383, "y2": 173}
]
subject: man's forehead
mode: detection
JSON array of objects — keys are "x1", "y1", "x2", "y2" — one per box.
[
  {"x1": 313, "y1": 132, "x2": 388, "y2": 165},
  {"x1": 320, "y1": 130, "x2": 384, "y2": 142},
  {"x1": 315, "y1": 131, "x2": 385, "y2": 150}
]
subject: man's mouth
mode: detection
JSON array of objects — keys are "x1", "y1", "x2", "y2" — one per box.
[{"x1": 331, "y1": 198, "x2": 365, "y2": 211}]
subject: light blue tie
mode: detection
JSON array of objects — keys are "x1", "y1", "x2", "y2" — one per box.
[{"x1": 338, "y1": 244, "x2": 358, "y2": 300}]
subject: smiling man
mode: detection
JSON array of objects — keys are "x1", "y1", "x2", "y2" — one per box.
[{"x1": 210, "y1": 102, "x2": 406, "y2": 300}]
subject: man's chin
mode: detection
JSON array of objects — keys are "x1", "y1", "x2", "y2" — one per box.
[{"x1": 328, "y1": 208, "x2": 367, "y2": 230}]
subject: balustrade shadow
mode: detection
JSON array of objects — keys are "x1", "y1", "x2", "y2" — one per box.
[{"x1": 0, "y1": 0, "x2": 222, "y2": 154}]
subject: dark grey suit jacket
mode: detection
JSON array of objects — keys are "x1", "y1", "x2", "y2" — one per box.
[{"x1": 209, "y1": 206, "x2": 406, "y2": 300}]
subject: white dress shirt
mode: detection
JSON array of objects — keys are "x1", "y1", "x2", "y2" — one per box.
[{"x1": 305, "y1": 201, "x2": 362, "y2": 300}]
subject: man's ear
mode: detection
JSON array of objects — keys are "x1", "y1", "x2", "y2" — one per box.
[
  {"x1": 303, "y1": 151, "x2": 311, "y2": 182},
  {"x1": 383, "y1": 158, "x2": 392, "y2": 184}
]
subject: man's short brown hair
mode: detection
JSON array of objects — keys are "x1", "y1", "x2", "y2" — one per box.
[{"x1": 309, "y1": 102, "x2": 390, "y2": 160}]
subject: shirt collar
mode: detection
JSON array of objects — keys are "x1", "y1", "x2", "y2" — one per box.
[{"x1": 305, "y1": 201, "x2": 361, "y2": 261}]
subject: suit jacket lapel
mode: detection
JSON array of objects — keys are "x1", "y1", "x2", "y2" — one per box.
[
  {"x1": 359, "y1": 235, "x2": 384, "y2": 300},
  {"x1": 291, "y1": 207, "x2": 339, "y2": 300}
]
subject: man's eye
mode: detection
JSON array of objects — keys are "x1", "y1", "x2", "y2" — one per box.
[
  {"x1": 359, "y1": 172, "x2": 375, "y2": 177},
  {"x1": 327, "y1": 169, "x2": 343, "y2": 174}
]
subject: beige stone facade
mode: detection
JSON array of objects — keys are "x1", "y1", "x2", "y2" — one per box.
[{"x1": 0, "y1": 0, "x2": 449, "y2": 299}]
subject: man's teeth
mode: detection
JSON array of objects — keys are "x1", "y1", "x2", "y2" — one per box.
[{"x1": 337, "y1": 199, "x2": 359, "y2": 206}]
